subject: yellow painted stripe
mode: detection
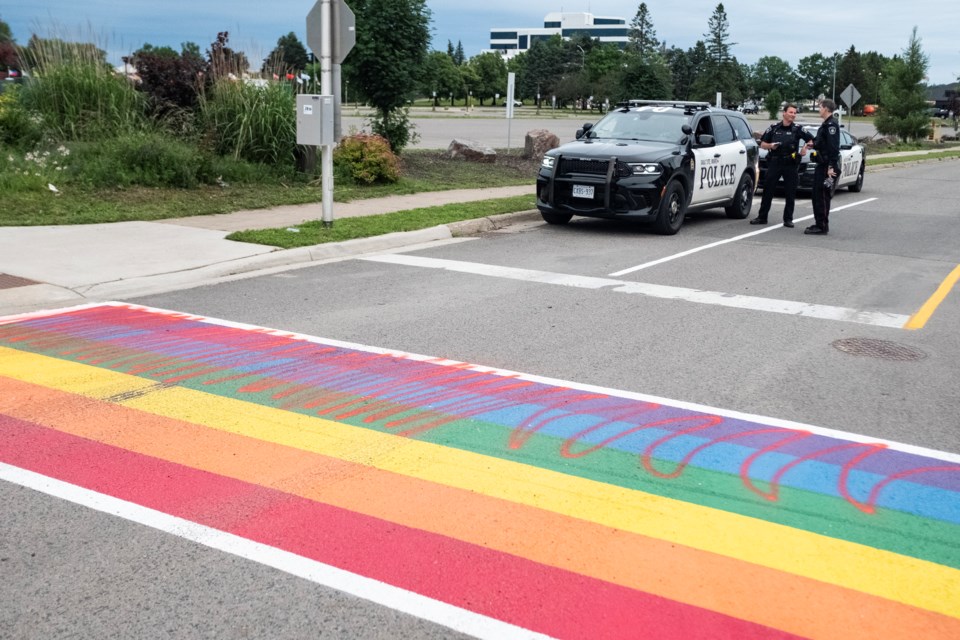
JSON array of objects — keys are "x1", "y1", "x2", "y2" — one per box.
[
  {"x1": 1, "y1": 346, "x2": 958, "y2": 618},
  {"x1": 905, "y1": 263, "x2": 960, "y2": 329}
]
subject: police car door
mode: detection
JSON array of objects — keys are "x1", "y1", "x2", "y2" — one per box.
[
  {"x1": 689, "y1": 115, "x2": 748, "y2": 206},
  {"x1": 838, "y1": 129, "x2": 862, "y2": 184}
]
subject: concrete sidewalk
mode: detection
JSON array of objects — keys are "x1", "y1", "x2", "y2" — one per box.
[{"x1": 0, "y1": 185, "x2": 537, "y2": 317}]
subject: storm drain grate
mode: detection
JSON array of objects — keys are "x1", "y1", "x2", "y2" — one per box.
[
  {"x1": 831, "y1": 337, "x2": 928, "y2": 361},
  {"x1": 0, "y1": 274, "x2": 41, "y2": 290}
]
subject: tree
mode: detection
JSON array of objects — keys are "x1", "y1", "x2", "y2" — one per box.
[
  {"x1": 206, "y1": 32, "x2": 249, "y2": 79},
  {"x1": 421, "y1": 50, "x2": 461, "y2": 105},
  {"x1": 797, "y1": 53, "x2": 832, "y2": 101},
  {"x1": 468, "y1": 51, "x2": 507, "y2": 105},
  {"x1": 344, "y1": 0, "x2": 431, "y2": 151},
  {"x1": 133, "y1": 42, "x2": 208, "y2": 112},
  {"x1": 263, "y1": 32, "x2": 309, "y2": 76},
  {"x1": 665, "y1": 46, "x2": 695, "y2": 100},
  {"x1": 691, "y1": 5, "x2": 741, "y2": 104},
  {"x1": 454, "y1": 41, "x2": 466, "y2": 66},
  {"x1": 875, "y1": 27, "x2": 931, "y2": 141},
  {"x1": 516, "y1": 36, "x2": 567, "y2": 106},
  {"x1": 618, "y1": 57, "x2": 672, "y2": 102},
  {"x1": 0, "y1": 17, "x2": 17, "y2": 73},
  {"x1": 703, "y1": 3, "x2": 735, "y2": 67},
  {"x1": 750, "y1": 56, "x2": 797, "y2": 102},
  {"x1": 628, "y1": 3, "x2": 659, "y2": 61}
]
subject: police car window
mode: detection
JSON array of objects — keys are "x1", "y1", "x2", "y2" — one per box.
[
  {"x1": 587, "y1": 108, "x2": 691, "y2": 142},
  {"x1": 840, "y1": 130, "x2": 853, "y2": 146},
  {"x1": 694, "y1": 116, "x2": 713, "y2": 138},
  {"x1": 711, "y1": 115, "x2": 735, "y2": 144},
  {"x1": 727, "y1": 116, "x2": 753, "y2": 141}
]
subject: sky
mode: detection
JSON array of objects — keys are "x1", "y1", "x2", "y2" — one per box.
[{"x1": 3, "y1": 1, "x2": 959, "y2": 85}]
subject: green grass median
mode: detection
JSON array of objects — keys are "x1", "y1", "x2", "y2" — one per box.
[{"x1": 227, "y1": 195, "x2": 538, "y2": 249}]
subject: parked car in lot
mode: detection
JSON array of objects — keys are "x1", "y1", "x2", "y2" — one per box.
[
  {"x1": 536, "y1": 100, "x2": 759, "y2": 235},
  {"x1": 757, "y1": 122, "x2": 865, "y2": 194}
]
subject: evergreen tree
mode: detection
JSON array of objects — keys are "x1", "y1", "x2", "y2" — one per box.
[
  {"x1": 875, "y1": 27, "x2": 931, "y2": 141},
  {"x1": 454, "y1": 40, "x2": 465, "y2": 66},
  {"x1": 628, "y1": 3, "x2": 659, "y2": 60},
  {"x1": 703, "y1": 3, "x2": 735, "y2": 66},
  {"x1": 263, "y1": 32, "x2": 309, "y2": 76}
]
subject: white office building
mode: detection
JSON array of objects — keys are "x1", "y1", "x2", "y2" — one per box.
[{"x1": 489, "y1": 12, "x2": 629, "y2": 59}]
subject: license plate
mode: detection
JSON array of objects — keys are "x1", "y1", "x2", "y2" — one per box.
[{"x1": 572, "y1": 184, "x2": 594, "y2": 199}]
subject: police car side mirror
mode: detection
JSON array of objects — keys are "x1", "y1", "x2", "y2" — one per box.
[
  {"x1": 682, "y1": 124, "x2": 693, "y2": 135},
  {"x1": 576, "y1": 123, "x2": 593, "y2": 139},
  {"x1": 696, "y1": 134, "x2": 715, "y2": 147}
]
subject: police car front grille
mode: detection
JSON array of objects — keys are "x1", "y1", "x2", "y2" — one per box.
[{"x1": 558, "y1": 158, "x2": 631, "y2": 178}]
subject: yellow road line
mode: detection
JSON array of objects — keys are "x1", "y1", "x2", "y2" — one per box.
[
  {"x1": 905, "y1": 263, "x2": 960, "y2": 330},
  {"x1": 2, "y1": 347, "x2": 958, "y2": 618}
]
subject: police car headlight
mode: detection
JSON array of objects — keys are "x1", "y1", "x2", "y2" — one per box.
[
  {"x1": 541, "y1": 156, "x2": 556, "y2": 169},
  {"x1": 626, "y1": 163, "x2": 661, "y2": 175}
]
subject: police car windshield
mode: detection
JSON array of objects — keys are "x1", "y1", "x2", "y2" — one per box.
[{"x1": 587, "y1": 108, "x2": 691, "y2": 142}]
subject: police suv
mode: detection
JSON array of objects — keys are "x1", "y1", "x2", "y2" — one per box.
[{"x1": 536, "y1": 100, "x2": 759, "y2": 235}]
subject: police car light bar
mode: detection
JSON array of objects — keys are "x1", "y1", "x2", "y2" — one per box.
[{"x1": 618, "y1": 100, "x2": 712, "y2": 110}]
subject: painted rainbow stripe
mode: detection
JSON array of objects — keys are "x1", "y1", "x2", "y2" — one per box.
[{"x1": 1, "y1": 302, "x2": 958, "y2": 639}]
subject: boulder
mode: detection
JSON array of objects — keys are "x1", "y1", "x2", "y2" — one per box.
[
  {"x1": 447, "y1": 139, "x2": 496, "y2": 163},
  {"x1": 523, "y1": 129, "x2": 560, "y2": 159}
]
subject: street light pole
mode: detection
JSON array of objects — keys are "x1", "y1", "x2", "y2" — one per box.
[
  {"x1": 876, "y1": 72, "x2": 882, "y2": 105},
  {"x1": 832, "y1": 54, "x2": 839, "y2": 103}
]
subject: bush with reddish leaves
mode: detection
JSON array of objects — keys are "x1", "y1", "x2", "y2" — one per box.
[{"x1": 332, "y1": 133, "x2": 400, "y2": 184}]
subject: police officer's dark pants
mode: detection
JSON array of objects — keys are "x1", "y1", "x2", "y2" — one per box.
[
  {"x1": 757, "y1": 159, "x2": 799, "y2": 223},
  {"x1": 811, "y1": 164, "x2": 832, "y2": 231}
]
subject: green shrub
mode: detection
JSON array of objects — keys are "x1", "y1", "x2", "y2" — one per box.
[
  {"x1": 0, "y1": 85, "x2": 47, "y2": 149},
  {"x1": 66, "y1": 132, "x2": 217, "y2": 188},
  {"x1": 197, "y1": 79, "x2": 296, "y2": 167},
  {"x1": 333, "y1": 133, "x2": 400, "y2": 184}
]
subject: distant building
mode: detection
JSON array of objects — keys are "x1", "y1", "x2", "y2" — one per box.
[{"x1": 489, "y1": 12, "x2": 628, "y2": 59}]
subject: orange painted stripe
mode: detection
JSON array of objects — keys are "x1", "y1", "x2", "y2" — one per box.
[{"x1": 3, "y1": 376, "x2": 958, "y2": 640}]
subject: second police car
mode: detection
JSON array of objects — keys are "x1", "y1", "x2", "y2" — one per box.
[
  {"x1": 536, "y1": 100, "x2": 759, "y2": 235},
  {"x1": 758, "y1": 122, "x2": 866, "y2": 194}
]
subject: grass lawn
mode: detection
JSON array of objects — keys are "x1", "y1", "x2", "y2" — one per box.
[{"x1": 0, "y1": 149, "x2": 541, "y2": 227}]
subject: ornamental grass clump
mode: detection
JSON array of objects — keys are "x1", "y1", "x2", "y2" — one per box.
[
  {"x1": 197, "y1": 79, "x2": 297, "y2": 167},
  {"x1": 333, "y1": 133, "x2": 400, "y2": 185},
  {"x1": 18, "y1": 38, "x2": 147, "y2": 140}
]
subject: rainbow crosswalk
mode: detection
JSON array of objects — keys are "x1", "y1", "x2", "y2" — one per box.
[{"x1": 1, "y1": 302, "x2": 958, "y2": 639}]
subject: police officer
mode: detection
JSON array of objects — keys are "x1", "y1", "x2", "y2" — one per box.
[
  {"x1": 750, "y1": 103, "x2": 814, "y2": 227},
  {"x1": 805, "y1": 99, "x2": 841, "y2": 235}
]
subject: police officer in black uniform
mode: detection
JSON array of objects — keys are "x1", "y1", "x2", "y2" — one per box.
[
  {"x1": 750, "y1": 103, "x2": 814, "y2": 227},
  {"x1": 806, "y1": 99, "x2": 841, "y2": 235}
]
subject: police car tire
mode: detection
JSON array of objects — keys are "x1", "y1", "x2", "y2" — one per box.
[
  {"x1": 848, "y1": 163, "x2": 864, "y2": 192},
  {"x1": 541, "y1": 210, "x2": 573, "y2": 225},
  {"x1": 654, "y1": 181, "x2": 686, "y2": 235},
  {"x1": 724, "y1": 173, "x2": 755, "y2": 219}
]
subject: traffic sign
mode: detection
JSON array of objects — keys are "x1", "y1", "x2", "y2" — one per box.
[
  {"x1": 840, "y1": 83, "x2": 861, "y2": 108},
  {"x1": 306, "y1": 0, "x2": 356, "y2": 64}
]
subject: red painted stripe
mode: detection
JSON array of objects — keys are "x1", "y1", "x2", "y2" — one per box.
[{"x1": 0, "y1": 415, "x2": 801, "y2": 640}]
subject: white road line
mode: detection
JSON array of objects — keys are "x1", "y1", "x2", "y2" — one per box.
[
  {"x1": 0, "y1": 463, "x2": 552, "y2": 640},
  {"x1": 362, "y1": 253, "x2": 908, "y2": 328},
  {"x1": 609, "y1": 198, "x2": 878, "y2": 276}
]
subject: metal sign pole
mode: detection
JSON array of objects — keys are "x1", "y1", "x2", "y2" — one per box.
[{"x1": 319, "y1": 0, "x2": 334, "y2": 228}]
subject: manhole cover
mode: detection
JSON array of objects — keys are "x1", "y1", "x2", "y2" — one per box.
[{"x1": 831, "y1": 337, "x2": 927, "y2": 361}]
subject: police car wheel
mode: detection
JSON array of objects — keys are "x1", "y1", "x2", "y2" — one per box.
[
  {"x1": 848, "y1": 163, "x2": 864, "y2": 192},
  {"x1": 654, "y1": 181, "x2": 686, "y2": 235},
  {"x1": 724, "y1": 173, "x2": 755, "y2": 219},
  {"x1": 541, "y1": 210, "x2": 573, "y2": 225}
]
